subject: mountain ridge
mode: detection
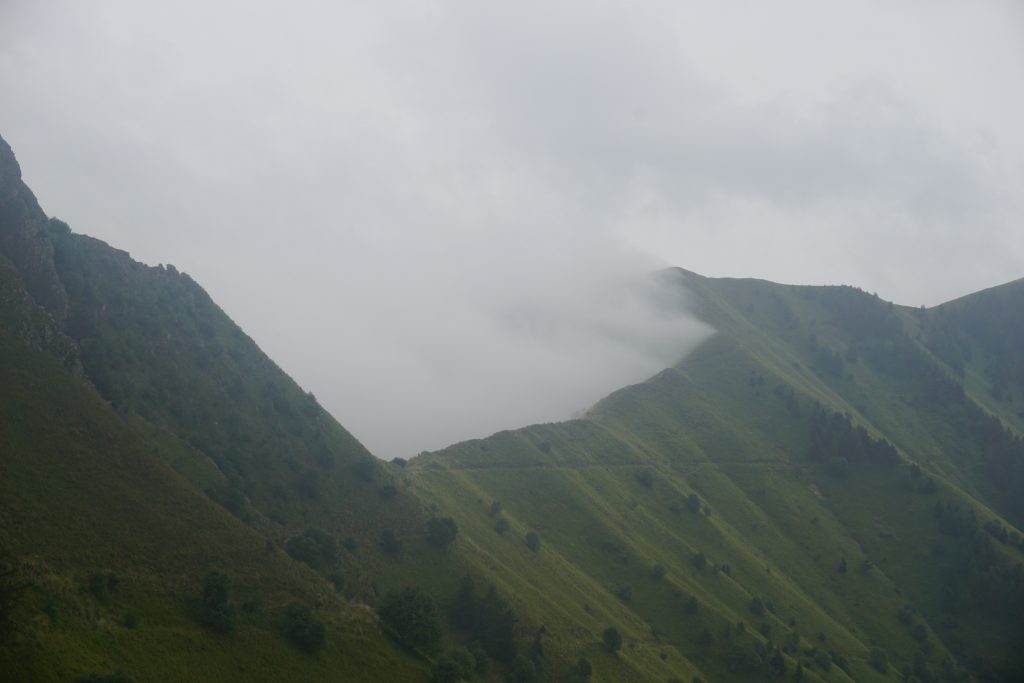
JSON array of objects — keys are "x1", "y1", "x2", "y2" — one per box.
[{"x1": 2, "y1": 132, "x2": 1023, "y2": 681}]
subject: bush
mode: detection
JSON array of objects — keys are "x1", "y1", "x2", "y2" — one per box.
[
  {"x1": 431, "y1": 649, "x2": 474, "y2": 683},
  {"x1": 197, "y1": 571, "x2": 235, "y2": 634},
  {"x1": 650, "y1": 564, "x2": 667, "y2": 581},
  {"x1": 525, "y1": 531, "x2": 541, "y2": 551},
  {"x1": 684, "y1": 596, "x2": 699, "y2": 615},
  {"x1": 691, "y1": 553, "x2": 707, "y2": 571},
  {"x1": 509, "y1": 654, "x2": 537, "y2": 682},
  {"x1": 495, "y1": 517, "x2": 510, "y2": 534},
  {"x1": 602, "y1": 627, "x2": 622, "y2": 653},
  {"x1": 576, "y1": 656, "x2": 593, "y2": 678},
  {"x1": 88, "y1": 572, "x2": 119, "y2": 602},
  {"x1": 380, "y1": 529, "x2": 403, "y2": 556},
  {"x1": 426, "y1": 516, "x2": 459, "y2": 549},
  {"x1": 286, "y1": 528, "x2": 338, "y2": 569},
  {"x1": 869, "y1": 647, "x2": 889, "y2": 673},
  {"x1": 378, "y1": 587, "x2": 442, "y2": 653},
  {"x1": 687, "y1": 493, "x2": 701, "y2": 513},
  {"x1": 282, "y1": 603, "x2": 325, "y2": 653}
]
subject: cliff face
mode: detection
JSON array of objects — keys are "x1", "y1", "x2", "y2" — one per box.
[{"x1": 0, "y1": 135, "x2": 78, "y2": 369}]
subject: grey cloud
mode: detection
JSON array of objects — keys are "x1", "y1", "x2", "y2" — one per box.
[{"x1": 1, "y1": 1, "x2": 1021, "y2": 455}]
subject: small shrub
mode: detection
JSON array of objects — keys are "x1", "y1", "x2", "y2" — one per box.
[
  {"x1": 691, "y1": 552, "x2": 707, "y2": 571},
  {"x1": 576, "y1": 656, "x2": 593, "y2": 678},
  {"x1": 749, "y1": 597, "x2": 765, "y2": 617},
  {"x1": 282, "y1": 603, "x2": 325, "y2": 654},
  {"x1": 650, "y1": 564, "x2": 667, "y2": 581},
  {"x1": 602, "y1": 627, "x2": 622, "y2": 653},
  {"x1": 525, "y1": 531, "x2": 541, "y2": 551},
  {"x1": 88, "y1": 572, "x2": 118, "y2": 602},
  {"x1": 197, "y1": 571, "x2": 234, "y2": 634},
  {"x1": 687, "y1": 493, "x2": 701, "y2": 513},
  {"x1": 380, "y1": 529, "x2": 402, "y2": 557},
  {"x1": 869, "y1": 647, "x2": 889, "y2": 673},
  {"x1": 431, "y1": 649, "x2": 474, "y2": 683},
  {"x1": 378, "y1": 587, "x2": 442, "y2": 653},
  {"x1": 495, "y1": 517, "x2": 510, "y2": 534},
  {"x1": 509, "y1": 654, "x2": 537, "y2": 682},
  {"x1": 426, "y1": 516, "x2": 459, "y2": 550}
]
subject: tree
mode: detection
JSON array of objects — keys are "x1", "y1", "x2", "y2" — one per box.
[
  {"x1": 286, "y1": 528, "x2": 338, "y2": 569},
  {"x1": 426, "y1": 516, "x2": 459, "y2": 550},
  {"x1": 282, "y1": 603, "x2": 325, "y2": 653},
  {"x1": 197, "y1": 571, "x2": 235, "y2": 634},
  {"x1": 692, "y1": 552, "x2": 708, "y2": 571},
  {"x1": 378, "y1": 587, "x2": 442, "y2": 653},
  {"x1": 602, "y1": 627, "x2": 622, "y2": 653},
  {"x1": 684, "y1": 596, "x2": 699, "y2": 615},
  {"x1": 869, "y1": 647, "x2": 889, "y2": 673},
  {"x1": 576, "y1": 656, "x2": 593, "y2": 679},
  {"x1": 380, "y1": 529, "x2": 402, "y2": 556},
  {"x1": 509, "y1": 654, "x2": 537, "y2": 682},
  {"x1": 525, "y1": 531, "x2": 541, "y2": 551},
  {"x1": 432, "y1": 649, "x2": 474, "y2": 683}
]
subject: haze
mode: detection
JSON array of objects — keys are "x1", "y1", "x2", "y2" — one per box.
[{"x1": 1, "y1": 1, "x2": 1022, "y2": 457}]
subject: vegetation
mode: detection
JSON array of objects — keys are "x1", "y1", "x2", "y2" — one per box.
[
  {"x1": 602, "y1": 627, "x2": 622, "y2": 653},
  {"x1": 377, "y1": 587, "x2": 443, "y2": 653},
  {"x1": 282, "y1": 603, "x2": 326, "y2": 653},
  {"x1": 196, "y1": 571, "x2": 235, "y2": 634},
  {"x1": 3, "y1": 133, "x2": 1024, "y2": 681}
]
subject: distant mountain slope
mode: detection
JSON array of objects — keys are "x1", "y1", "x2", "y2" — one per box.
[
  {"x1": 4, "y1": 129, "x2": 1023, "y2": 683},
  {"x1": 0, "y1": 134, "x2": 436, "y2": 681},
  {"x1": 410, "y1": 271, "x2": 1024, "y2": 682},
  {"x1": 0, "y1": 327, "x2": 425, "y2": 681}
]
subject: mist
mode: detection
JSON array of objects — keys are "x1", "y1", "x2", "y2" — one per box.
[{"x1": 1, "y1": 1, "x2": 1021, "y2": 457}]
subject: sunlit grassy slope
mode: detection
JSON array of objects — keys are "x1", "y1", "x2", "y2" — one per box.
[{"x1": 409, "y1": 272, "x2": 1024, "y2": 682}]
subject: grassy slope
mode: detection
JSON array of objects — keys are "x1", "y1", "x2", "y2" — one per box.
[
  {"x1": 0, "y1": 332, "x2": 426, "y2": 682},
  {"x1": 409, "y1": 272, "x2": 1024, "y2": 682}
]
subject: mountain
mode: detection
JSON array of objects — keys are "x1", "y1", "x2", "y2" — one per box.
[
  {"x1": 2, "y1": 132, "x2": 1023, "y2": 682},
  {"x1": 409, "y1": 273, "x2": 1024, "y2": 682},
  {"x1": 0, "y1": 134, "x2": 434, "y2": 681}
]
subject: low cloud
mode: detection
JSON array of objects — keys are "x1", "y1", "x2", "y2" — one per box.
[{"x1": 1, "y1": 1, "x2": 1020, "y2": 456}]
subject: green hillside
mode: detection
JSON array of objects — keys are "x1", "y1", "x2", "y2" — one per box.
[
  {"x1": 3, "y1": 129, "x2": 1023, "y2": 683},
  {"x1": 409, "y1": 273, "x2": 1024, "y2": 682}
]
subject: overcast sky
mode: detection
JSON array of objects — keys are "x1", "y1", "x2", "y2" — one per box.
[{"x1": 2, "y1": 1, "x2": 1022, "y2": 458}]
